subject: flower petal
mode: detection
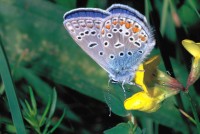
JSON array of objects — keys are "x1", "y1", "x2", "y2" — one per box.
[
  {"x1": 182, "y1": 39, "x2": 200, "y2": 57},
  {"x1": 134, "y1": 55, "x2": 160, "y2": 92},
  {"x1": 124, "y1": 91, "x2": 160, "y2": 112},
  {"x1": 135, "y1": 64, "x2": 148, "y2": 92},
  {"x1": 156, "y1": 70, "x2": 184, "y2": 91},
  {"x1": 187, "y1": 57, "x2": 200, "y2": 89}
]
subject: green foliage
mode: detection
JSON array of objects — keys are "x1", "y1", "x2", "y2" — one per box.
[
  {"x1": 0, "y1": 36, "x2": 26, "y2": 134},
  {"x1": 21, "y1": 87, "x2": 65, "y2": 134},
  {"x1": 104, "y1": 121, "x2": 143, "y2": 134}
]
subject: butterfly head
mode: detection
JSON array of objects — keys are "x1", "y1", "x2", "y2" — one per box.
[{"x1": 109, "y1": 68, "x2": 135, "y2": 85}]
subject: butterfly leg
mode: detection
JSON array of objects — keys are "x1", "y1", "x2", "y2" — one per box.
[
  {"x1": 121, "y1": 80, "x2": 127, "y2": 99},
  {"x1": 104, "y1": 87, "x2": 112, "y2": 117}
]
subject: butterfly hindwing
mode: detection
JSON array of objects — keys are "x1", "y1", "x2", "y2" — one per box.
[
  {"x1": 63, "y1": 8, "x2": 112, "y2": 72},
  {"x1": 107, "y1": 4, "x2": 155, "y2": 60},
  {"x1": 99, "y1": 4, "x2": 155, "y2": 80}
]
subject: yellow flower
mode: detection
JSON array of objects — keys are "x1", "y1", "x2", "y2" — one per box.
[
  {"x1": 182, "y1": 39, "x2": 200, "y2": 90},
  {"x1": 124, "y1": 56, "x2": 183, "y2": 113},
  {"x1": 124, "y1": 90, "x2": 161, "y2": 113},
  {"x1": 134, "y1": 55, "x2": 160, "y2": 93}
]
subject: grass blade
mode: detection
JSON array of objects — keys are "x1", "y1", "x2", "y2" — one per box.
[
  {"x1": 39, "y1": 96, "x2": 51, "y2": 126},
  {"x1": 48, "y1": 88, "x2": 57, "y2": 119},
  {"x1": 0, "y1": 38, "x2": 26, "y2": 133},
  {"x1": 29, "y1": 87, "x2": 37, "y2": 115},
  {"x1": 160, "y1": 0, "x2": 169, "y2": 35},
  {"x1": 47, "y1": 109, "x2": 66, "y2": 134}
]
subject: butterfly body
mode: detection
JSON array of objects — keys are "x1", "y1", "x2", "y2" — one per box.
[{"x1": 63, "y1": 4, "x2": 155, "y2": 84}]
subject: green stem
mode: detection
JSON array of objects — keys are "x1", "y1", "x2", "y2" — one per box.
[
  {"x1": 178, "y1": 107, "x2": 196, "y2": 125},
  {"x1": 186, "y1": 92, "x2": 200, "y2": 134}
]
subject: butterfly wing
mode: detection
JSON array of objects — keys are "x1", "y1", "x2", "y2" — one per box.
[
  {"x1": 63, "y1": 8, "x2": 112, "y2": 72},
  {"x1": 99, "y1": 4, "x2": 155, "y2": 82}
]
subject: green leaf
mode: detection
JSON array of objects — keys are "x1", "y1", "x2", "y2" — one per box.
[
  {"x1": 104, "y1": 85, "x2": 128, "y2": 117},
  {"x1": 145, "y1": 0, "x2": 152, "y2": 22},
  {"x1": 178, "y1": 3, "x2": 200, "y2": 27},
  {"x1": 0, "y1": 38, "x2": 26, "y2": 134},
  {"x1": 132, "y1": 105, "x2": 189, "y2": 133},
  {"x1": 104, "y1": 122, "x2": 137, "y2": 134},
  {"x1": 16, "y1": 66, "x2": 81, "y2": 122},
  {"x1": 160, "y1": 0, "x2": 169, "y2": 36},
  {"x1": 56, "y1": 0, "x2": 76, "y2": 9}
]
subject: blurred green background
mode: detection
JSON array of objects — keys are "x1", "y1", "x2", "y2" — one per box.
[{"x1": 0, "y1": 0, "x2": 200, "y2": 133}]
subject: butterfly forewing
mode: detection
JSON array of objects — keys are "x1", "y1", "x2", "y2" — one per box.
[{"x1": 63, "y1": 9, "x2": 112, "y2": 72}]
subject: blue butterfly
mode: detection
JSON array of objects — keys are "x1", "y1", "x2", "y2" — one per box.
[{"x1": 63, "y1": 4, "x2": 155, "y2": 86}]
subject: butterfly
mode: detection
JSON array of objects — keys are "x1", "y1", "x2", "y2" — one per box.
[{"x1": 63, "y1": 4, "x2": 155, "y2": 86}]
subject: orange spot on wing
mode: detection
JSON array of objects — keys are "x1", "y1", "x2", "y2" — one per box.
[
  {"x1": 125, "y1": 22, "x2": 132, "y2": 29},
  {"x1": 132, "y1": 27, "x2": 140, "y2": 33},
  {"x1": 96, "y1": 25, "x2": 100, "y2": 29},
  {"x1": 87, "y1": 24, "x2": 93, "y2": 28},
  {"x1": 101, "y1": 29, "x2": 105, "y2": 34},
  {"x1": 105, "y1": 24, "x2": 111, "y2": 29},
  {"x1": 120, "y1": 21, "x2": 125, "y2": 26},
  {"x1": 112, "y1": 21, "x2": 118, "y2": 25},
  {"x1": 139, "y1": 35, "x2": 147, "y2": 41}
]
